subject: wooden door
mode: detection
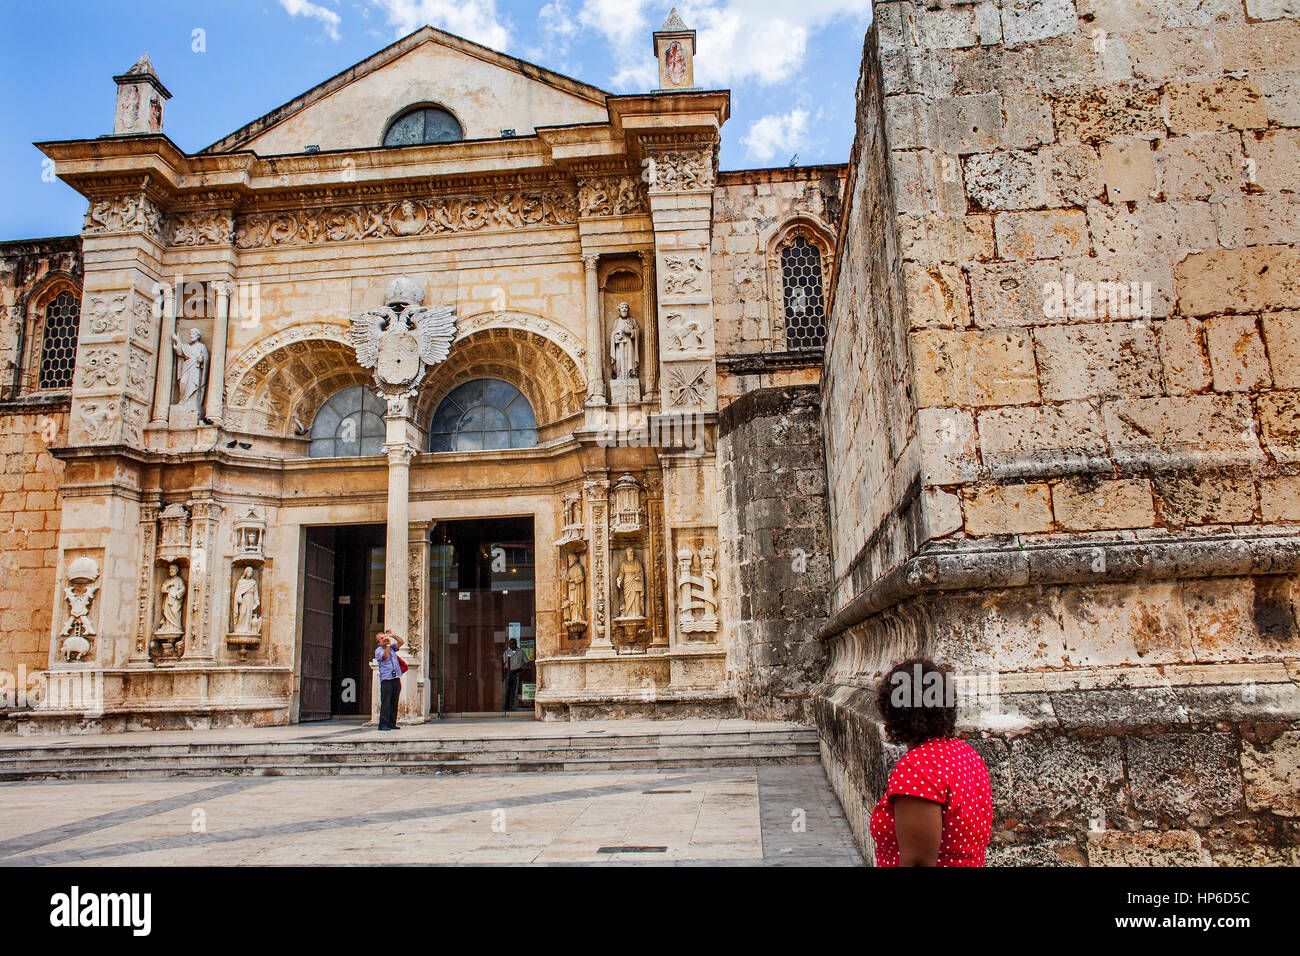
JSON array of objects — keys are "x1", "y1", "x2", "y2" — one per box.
[{"x1": 300, "y1": 529, "x2": 335, "y2": 722}]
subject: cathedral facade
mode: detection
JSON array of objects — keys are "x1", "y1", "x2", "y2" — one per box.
[{"x1": 0, "y1": 15, "x2": 843, "y2": 731}]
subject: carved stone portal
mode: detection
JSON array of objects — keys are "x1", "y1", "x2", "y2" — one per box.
[{"x1": 59, "y1": 556, "x2": 101, "y2": 663}]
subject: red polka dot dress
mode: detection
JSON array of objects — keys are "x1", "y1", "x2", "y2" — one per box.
[{"x1": 869, "y1": 737, "x2": 993, "y2": 867}]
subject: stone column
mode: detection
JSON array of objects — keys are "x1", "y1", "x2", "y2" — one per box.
[
  {"x1": 203, "y1": 281, "x2": 231, "y2": 424},
  {"x1": 382, "y1": 397, "x2": 417, "y2": 642},
  {"x1": 150, "y1": 282, "x2": 176, "y2": 425},
  {"x1": 584, "y1": 254, "x2": 606, "y2": 405},
  {"x1": 640, "y1": 250, "x2": 658, "y2": 398}
]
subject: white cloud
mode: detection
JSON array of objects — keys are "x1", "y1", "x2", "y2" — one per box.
[
  {"x1": 365, "y1": 0, "x2": 513, "y2": 49},
  {"x1": 683, "y1": 0, "x2": 871, "y2": 86},
  {"x1": 565, "y1": 0, "x2": 869, "y2": 91},
  {"x1": 743, "y1": 108, "x2": 809, "y2": 162},
  {"x1": 280, "y1": 0, "x2": 342, "y2": 42}
]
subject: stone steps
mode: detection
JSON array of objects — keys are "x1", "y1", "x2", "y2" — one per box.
[{"x1": 0, "y1": 728, "x2": 821, "y2": 780}]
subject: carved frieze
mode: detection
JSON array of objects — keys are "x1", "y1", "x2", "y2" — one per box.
[
  {"x1": 665, "y1": 362, "x2": 715, "y2": 409},
  {"x1": 77, "y1": 347, "x2": 122, "y2": 391},
  {"x1": 578, "y1": 176, "x2": 649, "y2": 217},
  {"x1": 82, "y1": 292, "x2": 129, "y2": 338},
  {"x1": 73, "y1": 399, "x2": 121, "y2": 445},
  {"x1": 233, "y1": 190, "x2": 578, "y2": 249},
  {"x1": 660, "y1": 251, "x2": 707, "y2": 298},
  {"x1": 644, "y1": 148, "x2": 713, "y2": 192},
  {"x1": 170, "y1": 209, "x2": 235, "y2": 247},
  {"x1": 84, "y1": 195, "x2": 166, "y2": 243}
]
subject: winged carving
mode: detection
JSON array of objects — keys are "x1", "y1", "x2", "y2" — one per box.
[
  {"x1": 413, "y1": 305, "x2": 457, "y2": 366},
  {"x1": 347, "y1": 311, "x2": 388, "y2": 369}
]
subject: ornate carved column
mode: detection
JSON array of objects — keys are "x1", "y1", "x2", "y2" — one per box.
[
  {"x1": 583, "y1": 254, "x2": 606, "y2": 405},
  {"x1": 150, "y1": 280, "x2": 176, "y2": 425},
  {"x1": 383, "y1": 424, "x2": 415, "y2": 642},
  {"x1": 585, "y1": 478, "x2": 612, "y2": 648},
  {"x1": 640, "y1": 250, "x2": 659, "y2": 399},
  {"x1": 186, "y1": 498, "x2": 222, "y2": 663},
  {"x1": 203, "y1": 280, "x2": 232, "y2": 424},
  {"x1": 131, "y1": 505, "x2": 158, "y2": 666}
]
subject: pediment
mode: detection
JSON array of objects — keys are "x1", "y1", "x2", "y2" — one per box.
[{"x1": 204, "y1": 26, "x2": 610, "y2": 156}]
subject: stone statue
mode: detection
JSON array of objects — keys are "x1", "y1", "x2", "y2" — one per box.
[
  {"x1": 610, "y1": 302, "x2": 639, "y2": 381},
  {"x1": 60, "y1": 557, "x2": 101, "y2": 662},
  {"x1": 173, "y1": 328, "x2": 208, "y2": 413},
  {"x1": 158, "y1": 564, "x2": 187, "y2": 635},
  {"x1": 232, "y1": 567, "x2": 261, "y2": 635},
  {"x1": 615, "y1": 548, "x2": 645, "y2": 620},
  {"x1": 563, "y1": 555, "x2": 587, "y2": 625}
]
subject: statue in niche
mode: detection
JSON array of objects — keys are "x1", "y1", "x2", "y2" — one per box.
[
  {"x1": 609, "y1": 302, "x2": 641, "y2": 405},
  {"x1": 563, "y1": 555, "x2": 587, "y2": 626},
  {"x1": 59, "y1": 556, "x2": 101, "y2": 663},
  {"x1": 611, "y1": 302, "x2": 639, "y2": 379},
  {"x1": 157, "y1": 564, "x2": 187, "y2": 635},
  {"x1": 615, "y1": 548, "x2": 646, "y2": 620},
  {"x1": 173, "y1": 328, "x2": 209, "y2": 414},
  {"x1": 231, "y1": 567, "x2": 262, "y2": 635}
]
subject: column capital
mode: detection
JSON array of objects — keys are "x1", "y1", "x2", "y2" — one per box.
[
  {"x1": 583, "y1": 253, "x2": 600, "y2": 273},
  {"x1": 384, "y1": 443, "x2": 416, "y2": 467}
]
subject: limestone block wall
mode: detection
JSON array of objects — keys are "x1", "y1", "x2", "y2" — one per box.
[
  {"x1": 0, "y1": 239, "x2": 79, "y2": 691},
  {"x1": 718, "y1": 385, "x2": 831, "y2": 721},
  {"x1": 817, "y1": 1, "x2": 1300, "y2": 865}
]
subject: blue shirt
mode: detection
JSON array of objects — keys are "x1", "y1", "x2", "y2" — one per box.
[{"x1": 375, "y1": 644, "x2": 402, "y2": 681}]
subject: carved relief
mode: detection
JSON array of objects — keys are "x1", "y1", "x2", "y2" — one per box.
[
  {"x1": 676, "y1": 543, "x2": 720, "y2": 637},
  {"x1": 585, "y1": 480, "x2": 609, "y2": 636},
  {"x1": 661, "y1": 252, "x2": 706, "y2": 297},
  {"x1": 126, "y1": 346, "x2": 151, "y2": 399},
  {"x1": 157, "y1": 503, "x2": 191, "y2": 564},
  {"x1": 135, "y1": 507, "x2": 158, "y2": 658},
  {"x1": 557, "y1": 491, "x2": 585, "y2": 550},
  {"x1": 83, "y1": 292, "x2": 128, "y2": 337},
  {"x1": 666, "y1": 362, "x2": 714, "y2": 408},
  {"x1": 74, "y1": 399, "x2": 120, "y2": 444},
  {"x1": 131, "y1": 294, "x2": 155, "y2": 343},
  {"x1": 85, "y1": 195, "x2": 166, "y2": 243},
  {"x1": 171, "y1": 210, "x2": 234, "y2": 247},
  {"x1": 665, "y1": 310, "x2": 709, "y2": 352},
  {"x1": 407, "y1": 541, "x2": 424, "y2": 656},
  {"x1": 77, "y1": 348, "x2": 122, "y2": 390},
  {"x1": 645, "y1": 149, "x2": 713, "y2": 191},
  {"x1": 578, "y1": 177, "x2": 648, "y2": 217},
  {"x1": 228, "y1": 509, "x2": 267, "y2": 659},
  {"x1": 234, "y1": 190, "x2": 577, "y2": 249},
  {"x1": 611, "y1": 475, "x2": 644, "y2": 536},
  {"x1": 59, "y1": 556, "x2": 101, "y2": 663}
]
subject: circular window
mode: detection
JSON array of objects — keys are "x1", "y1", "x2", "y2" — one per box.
[
  {"x1": 382, "y1": 106, "x2": 464, "y2": 147},
  {"x1": 430, "y1": 379, "x2": 537, "y2": 453},
  {"x1": 308, "y1": 386, "x2": 386, "y2": 458}
]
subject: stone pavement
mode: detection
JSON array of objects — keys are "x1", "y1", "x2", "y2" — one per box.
[{"x1": 0, "y1": 718, "x2": 861, "y2": 866}]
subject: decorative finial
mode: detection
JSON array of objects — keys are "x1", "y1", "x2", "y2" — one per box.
[{"x1": 662, "y1": 7, "x2": 688, "y2": 31}]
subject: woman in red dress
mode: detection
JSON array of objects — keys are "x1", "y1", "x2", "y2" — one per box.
[{"x1": 869, "y1": 658, "x2": 993, "y2": 867}]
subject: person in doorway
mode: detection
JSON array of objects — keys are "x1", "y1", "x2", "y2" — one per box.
[
  {"x1": 375, "y1": 631, "x2": 405, "y2": 731},
  {"x1": 869, "y1": 658, "x2": 993, "y2": 866},
  {"x1": 502, "y1": 638, "x2": 528, "y2": 715}
]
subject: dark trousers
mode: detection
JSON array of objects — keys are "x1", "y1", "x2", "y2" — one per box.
[
  {"x1": 379, "y1": 677, "x2": 401, "y2": 729},
  {"x1": 503, "y1": 671, "x2": 523, "y2": 713}
]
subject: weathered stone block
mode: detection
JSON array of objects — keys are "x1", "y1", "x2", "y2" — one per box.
[
  {"x1": 1054, "y1": 85, "x2": 1164, "y2": 143},
  {"x1": 903, "y1": 262, "x2": 971, "y2": 328},
  {"x1": 1128, "y1": 732, "x2": 1244, "y2": 817},
  {"x1": 962, "y1": 482, "x2": 1055, "y2": 535},
  {"x1": 1164, "y1": 78, "x2": 1266, "y2": 133},
  {"x1": 1007, "y1": 734, "x2": 1127, "y2": 823},
  {"x1": 1154, "y1": 473, "x2": 1257, "y2": 526},
  {"x1": 1153, "y1": 132, "x2": 1243, "y2": 200},
  {"x1": 1205, "y1": 315, "x2": 1272, "y2": 393},
  {"x1": 1246, "y1": 129, "x2": 1300, "y2": 194},
  {"x1": 1176, "y1": 246, "x2": 1300, "y2": 316},
  {"x1": 1000, "y1": 0, "x2": 1078, "y2": 46},
  {"x1": 1103, "y1": 394, "x2": 1259, "y2": 467},
  {"x1": 1260, "y1": 475, "x2": 1300, "y2": 521},
  {"x1": 1241, "y1": 729, "x2": 1300, "y2": 817},
  {"x1": 995, "y1": 210, "x2": 1090, "y2": 260},
  {"x1": 964, "y1": 149, "x2": 1048, "y2": 210},
  {"x1": 1052, "y1": 477, "x2": 1156, "y2": 531},
  {"x1": 1086, "y1": 830, "x2": 1211, "y2": 866},
  {"x1": 1158, "y1": 318, "x2": 1213, "y2": 395},
  {"x1": 1100, "y1": 138, "x2": 1156, "y2": 203},
  {"x1": 897, "y1": 212, "x2": 995, "y2": 263},
  {"x1": 1036, "y1": 322, "x2": 1162, "y2": 400},
  {"x1": 1259, "y1": 391, "x2": 1300, "y2": 462}
]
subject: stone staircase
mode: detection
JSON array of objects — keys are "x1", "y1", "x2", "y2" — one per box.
[{"x1": 0, "y1": 725, "x2": 821, "y2": 781}]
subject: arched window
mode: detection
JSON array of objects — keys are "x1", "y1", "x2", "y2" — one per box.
[
  {"x1": 430, "y1": 379, "x2": 537, "y2": 453},
  {"x1": 382, "y1": 106, "x2": 464, "y2": 147},
  {"x1": 780, "y1": 235, "x2": 828, "y2": 350},
  {"x1": 38, "y1": 291, "x2": 80, "y2": 390},
  {"x1": 308, "y1": 386, "x2": 386, "y2": 458}
]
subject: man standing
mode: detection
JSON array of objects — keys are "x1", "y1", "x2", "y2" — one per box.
[
  {"x1": 375, "y1": 631, "x2": 404, "y2": 731},
  {"x1": 502, "y1": 638, "x2": 528, "y2": 715}
]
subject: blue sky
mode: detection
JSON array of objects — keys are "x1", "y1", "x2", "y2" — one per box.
[{"x1": 0, "y1": 0, "x2": 872, "y2": 241}]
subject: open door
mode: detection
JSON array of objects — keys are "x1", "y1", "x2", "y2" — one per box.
[{"x1": 300, "y1": 528, "x2": 336, "y2": 722}]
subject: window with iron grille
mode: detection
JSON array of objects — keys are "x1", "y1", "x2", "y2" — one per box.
[
  {"x1": 38, "y1": 292, "x2": 80, "y2": 390},
  {"x1": 781, "y1": 236, "x2": 827, "y2": 350}
]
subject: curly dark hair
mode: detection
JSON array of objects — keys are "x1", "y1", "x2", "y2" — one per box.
[{"x1": 876, "y1": 658, "x2": 957, "y2": 747}]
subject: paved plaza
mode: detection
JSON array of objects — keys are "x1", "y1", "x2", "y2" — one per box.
[{"x1": 0, "y1": 719, "x2": 861, "y2": 866}]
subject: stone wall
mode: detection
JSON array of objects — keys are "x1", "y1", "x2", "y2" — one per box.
[
  {"x1": 718, "y1": 385, "x2": 831, "y2": 721},
  {"x1": 713, "y1": 167, "x2": 846, "y2": 404},
  {"x1": 817, "y1": 2, "x2": 1300, "y2": 864},
  {"x1": 0, "y1": 238, "x2": 79, "y2": 696}
]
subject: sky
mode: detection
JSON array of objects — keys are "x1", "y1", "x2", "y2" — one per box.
[{"x1": 0, "y1": 0, "x2": 873, "y2": 241}]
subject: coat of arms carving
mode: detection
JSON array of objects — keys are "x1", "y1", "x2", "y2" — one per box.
[{"x1": 347, "y1": 276, "x2": 457, "y2": 396}]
